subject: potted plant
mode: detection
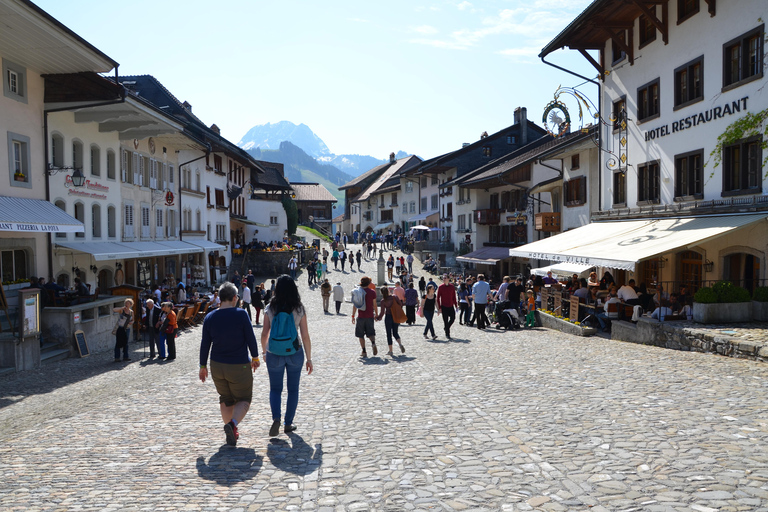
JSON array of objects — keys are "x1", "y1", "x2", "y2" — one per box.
[
  {"x1": 692, "y1": 281, "x2": 752, "y2": 323},
  {"x1": 753, "y1": 286, "x2": 768, "y2": 322}
]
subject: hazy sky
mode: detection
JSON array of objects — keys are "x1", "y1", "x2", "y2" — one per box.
[{"x1": 35, "y1": 0, "x2": 597, "y2": 159}]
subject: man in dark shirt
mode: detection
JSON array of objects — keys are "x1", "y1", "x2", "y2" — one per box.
[
  {"x1": 507, "y1": 278, "x2": 525, "y2": 310},
  {"x1": 436, "y1": 275, "x2": 458, "y2": 339},
  {"x1": 74, "y1": 277, "x2": 89, "y2": 296},
  {"x1": 199, "y1": 281, "x2": 260, "y2": 446},
  {"x1": 246, "y1": 270, "x2": 255, "y2": 294}
]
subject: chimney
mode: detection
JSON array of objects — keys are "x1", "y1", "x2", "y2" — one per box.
[
  {"x1": 182, "y1": 101, "x2": 192, "y2": 111},
  {"x1": 390, "y1": 152, "x2": 396, "y2": 163},
  {"x1": 210, "y1": 124, "x2": 220, "y2": 135},
  {"x1": 514, "y1": 107, "x2": 528, "y2": 145},
  {"x1": 480, "y1": 131, "x2": 488, "y2": 139}
]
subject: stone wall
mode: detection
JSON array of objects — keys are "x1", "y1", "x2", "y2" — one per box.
[{"x1": 611, "y1": 318, "x2": 768, "y2": 362}]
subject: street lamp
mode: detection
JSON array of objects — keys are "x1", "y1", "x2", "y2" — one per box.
[{"x1": 46, "y1": 163, "x2": 86, "y2": 187}]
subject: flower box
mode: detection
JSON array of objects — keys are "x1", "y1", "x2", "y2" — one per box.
[
  {"x1": 752, "y1": 301, "x2": 768, "y2": 322},
  {"x1": 692, "y1": 302, "x2": 751, "y2": 324},
  {"x1": 537, "y1": 310, "x2": 597, "y2": 337}
]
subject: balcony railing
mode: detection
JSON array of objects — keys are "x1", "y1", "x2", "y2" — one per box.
[
  {"x1": 535, "y1": 212, "x2": 561, "y2": 232},
  {"x1": 592, "y1": 195, "x2": 768, "y2": 220},
  {"x1": 474, "y1": 209, "x2": 501, "y2": 225}
]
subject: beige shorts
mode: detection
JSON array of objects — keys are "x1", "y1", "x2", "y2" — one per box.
[{"x1": 210, "y1": 360, "x2": 253, "y2": 406}]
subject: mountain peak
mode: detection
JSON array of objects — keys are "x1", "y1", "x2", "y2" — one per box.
[{"x1": 238, "y1": 121, "x2": 330, "y2": 156}]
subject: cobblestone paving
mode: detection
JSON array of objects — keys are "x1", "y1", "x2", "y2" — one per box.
[{"x1": 1, "y1": 237, "x2": 767, "y2": 511}]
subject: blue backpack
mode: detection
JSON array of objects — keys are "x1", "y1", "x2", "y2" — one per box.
[{"x1": 269, "y1": 311, "x2": 300, "y2": 355}]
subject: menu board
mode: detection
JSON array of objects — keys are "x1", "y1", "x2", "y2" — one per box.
[
  {"x1": 74, "y1": 330, "x2": 89, "y2": 357},
  {"x1": 553, "y1": 293, "x2": 562, "y2": 316},
  {"x1": 570, "y1": 296, "x2": 581, "y2": 322},
  {"x1": 540, "y1": 288, "x2": 549, "y2": 310},
  {"x1": 23, "y1": 294, "x2": 39, "y2": 336}
]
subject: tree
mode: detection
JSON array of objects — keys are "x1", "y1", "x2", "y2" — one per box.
[{"x1": 282, "y1": 195, "x2": 298, "y2": 235}]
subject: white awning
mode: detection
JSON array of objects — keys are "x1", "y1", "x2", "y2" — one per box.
[
  {"x1": 374, "y1": 222, "x2": 393, "y2": 231},
  {"x1": 155, "y1": 241, "x2": 204, "y2": 255},
  {"x1": 456, "y1": 246, "x2": 512, "y2": 265},
  {"x1": 56, "y1": 240, "x2": 205, "y2": 261},
  {"x1": 509, "y1": 214, "x2": 768, "y2": 271},
  {"x1": 186, "y1": 240, "x2": 227, "y2": 252},
  {"x1": 56, "y1": 242, "x2": 139, "y2": 261},
  {"x1": 408, "y1": 213, "x2": 429, "y2": 222},
  {"x1": 0, "y1": 197, "x2": 84, "y2": 233},
  {"x1": 531, "y1": 262, "x2": 594, "y2": 278}
]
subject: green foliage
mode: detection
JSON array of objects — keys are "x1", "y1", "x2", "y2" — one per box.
[
  {"x1": 281, "y1": 196, "x2": 298, "y2": 235},
  {"x1": 696, "y1": 281, "x2": 752, "y2": 303},
  {"x1": 300, "y1": 226, "x2": 333, "y2": 243},
  {"x1": 694, "y1": 287, "x2": 718, "y2": 304},
  {"x1": 753, "y1": 286, "x2": 768, "y2": 302},
  {"x1": 707, "y1": 108, "x2": 768, "y2": 179},
  {"x1": 712, "y1": 281, "x2": 751, "y2": 303}
]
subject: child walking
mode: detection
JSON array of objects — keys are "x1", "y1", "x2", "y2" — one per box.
[{"x1": 525, "y1": 289, "x2": 536, "y2": 328}]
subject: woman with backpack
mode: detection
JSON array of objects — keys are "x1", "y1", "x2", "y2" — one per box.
[
  {"x1": 261, "y1": 275, "x2": 313, "y2": 437},
  {"x1": 376, "y1": 286, "x2": 405, "y2": 355}
]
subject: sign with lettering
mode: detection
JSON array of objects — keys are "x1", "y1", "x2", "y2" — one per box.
[
  {"x1": 540, "y1": 287, "x2": 549, "y2": 310},
  {"x1": 570, "y1": 295, "x2": 580, "y2": 322},
  {"x1": 74, "y1": 330, "x2": 89, "y2": 357},
  {"x1": 0, "y1": 221, "x2": 83, "y2": 233},
  {"x1": 643, "y1": 96, "x2": 748, "y2": 142},
  {"x1": 553, "y1": 292, "x2": 562, "y2": 315}
]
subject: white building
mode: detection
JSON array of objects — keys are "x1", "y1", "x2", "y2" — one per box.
[{"x1": 524, "y1": 0, "x2": 767, "y2": 290}]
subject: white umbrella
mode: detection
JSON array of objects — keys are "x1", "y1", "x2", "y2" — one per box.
[{"x1": 411, "y1": 225, "x2": 430, "y2": 230}]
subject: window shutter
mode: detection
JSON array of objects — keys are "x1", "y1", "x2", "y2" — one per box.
[
  {"x1": 132, "y1": 152, "x2": 139, "y2": 184},
  {"x1": 138, "y1": 157, "x2": 145, "y2": 187},
  {"x1": 579, "y1": 176, "x2": 586, "y2": 204},
  {"x1": 121, "y1": 151, "x2": 127, "y2": 182},
  {"x1": 169, "y1": 165, "x2": 174, "y2": 184}
]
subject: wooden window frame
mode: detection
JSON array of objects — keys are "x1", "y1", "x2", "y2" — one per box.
[
  {"x1": 638, "y1": 14, "x2": 657, "y2": 48},
  {"x1": 564, "y1": 176, "x2": 586, "y2": 207},
  {"x1": 677, "y1": 0, "x2": 699, "y2": 25},
  {"x1": 637, "y1": 161, "x2": 661, "y2": 205},
  {"x1": 636, "y1": 78, "x2": 660, "y2": 123},
  {"x1": 612, "y1": 171, "x2": 627, "y2": 207},
  {"x1": 722, "y1": 136, "x2": 762, "y2": 197},
  {"x1": 674, "y1": 56, "x2": 704, "y2": 110},
  {"x1": 722, "y1": 24, "x2": 764, "y2": 92},
  {"x1": 674, "y1": 149, "x2": 704, "y2": 200}
]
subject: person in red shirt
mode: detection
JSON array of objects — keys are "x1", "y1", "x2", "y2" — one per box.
[
  {"x1": 352, "y1": 276, "x2": 379, "y2": 358},
  {"x1": 436, "y1": 274, "x2": 458, "y2": 339}
]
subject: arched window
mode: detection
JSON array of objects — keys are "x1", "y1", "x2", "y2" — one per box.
[
  {"x1": 196, "y1": 209, "x2": 201, "y2": 231},
  {"x1": 54, "y1": 200, "x2": 67, "y2": 239},
  {"x1": 196, "y1": 171, "x2": 201, "y2": 191},
  {"x1": 74, "y1": 202, "x2": 85, "y2": 238},
  {"x1": 51, "y1": 133, "x2": 64, "y2": 168},
  {"x1": 90, "y1": 144, "x2": 101, "y2": 177},
  {"x1": 72, "y1": 140, "x2": 83, "y2": 171},
  {"x1": 107, "y1": 205, "x2": 116, "y2": 238},
  {"x1": 92, "y1": 203, "x2": 101, "y2": 238},
  {"x1": 106, "y1": 149, "x2": 116, "y2": 180}
]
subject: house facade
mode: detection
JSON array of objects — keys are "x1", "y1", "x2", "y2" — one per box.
[{"x1": 525, "y1": 0, "x2": 768, "y2": 290}]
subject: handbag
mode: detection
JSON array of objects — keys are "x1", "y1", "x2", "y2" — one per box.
[
  {"x1": 417, "y1": 305, "x2": 424, "y2": 318},
  {"x1": 390, "y1": 300, "x2": 407, "y2": 324}
]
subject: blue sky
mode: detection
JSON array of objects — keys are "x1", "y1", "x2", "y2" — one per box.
[{"x1": 35, "y1": 0, "x2": 597, "y2": 160}]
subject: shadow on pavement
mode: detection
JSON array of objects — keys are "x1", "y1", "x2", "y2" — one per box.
[
  {"x1": 425, "y1": 337, "x2": 471, "y2": 344},
  {"x1": 387, "y1": 355, "x2": 416, "y2": 363},
  {"x1": 361, "y1": 356, "x2": 389, "y2": 365},
  {"x1": 267, "y1": 435, "x2": 322, "y2": 475},
  {"x1": 196, "y1": 445, "x2": 264, "y2": 484}
]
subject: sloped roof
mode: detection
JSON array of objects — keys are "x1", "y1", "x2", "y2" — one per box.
[
  {"x1": 290, "y1": 182, "x2": 337, "y2": 203},
  {"x1": 456, "y1": 126, "x2": 598, "y2": 188},
  {"x1": 251, "y1": 161, "x2": 290, "y2": 191},
  {"x1": 332, "y1": 213, "x2": 346, "y2": 223},
  {"x1": 339, "y1": 161, "x2": 393, "y2": 191},
  {"x1": 419, "y1": 120, "x2": 547, "y2": 174},
  {"x1": 117, "y1": 75, "x2": 264, "y2": 171},
  {"x1": 352, "y1": 155, "x2": 421, "y2": 203}
]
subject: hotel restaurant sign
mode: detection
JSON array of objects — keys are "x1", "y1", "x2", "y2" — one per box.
[{"x1": 643, "y1": 96, "x2": 748, "y2": 141}]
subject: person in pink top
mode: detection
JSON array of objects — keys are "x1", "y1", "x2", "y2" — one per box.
[
  {"x1": 392, "y1": 281, "x2": 406, "y2": 302},
  {"x1": 436, "y1": 274, "x2": 458, "y2": 339}
]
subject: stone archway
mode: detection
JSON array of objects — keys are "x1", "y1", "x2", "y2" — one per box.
[
  {"x1": 98, "y1": 268, "x2": 113, "y2": 293},
  {"x1": 720, "y1": 245, "x2": 763, "y2": 294}
]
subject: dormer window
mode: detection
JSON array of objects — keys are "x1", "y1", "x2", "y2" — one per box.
[
  {"x1": 482, "y1": 146, "x2": 492, "y2": 157},
  {"x1": 506, "y1": 135, "x2": 515, "y2": 145}
]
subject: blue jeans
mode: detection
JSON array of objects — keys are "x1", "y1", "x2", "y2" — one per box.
[
  {"x1": 465, "y1": 300, "x2": 473, "y2": 324},
  {"x1": 289, "y1": 268, "x2": 296, "y2": 280},
  {"x1": 423, "y1": 310, "x2": 435, "y2": 337},
  {"x1": 266, "y1": 349, "x2": 304, "y2": 426}
]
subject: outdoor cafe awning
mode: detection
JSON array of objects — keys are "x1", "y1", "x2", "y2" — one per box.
[
  {"x1": 56, "y1": 240, "x2": 205, "y2": 261},
  {"x1": 374, "y1": 222, "x2": 393, "y2": 231},
  {"x1": 509, "y1": 214, "x2": 768, "y2": 271},
  {"x1": 0, "y1": 196, "x2": 84, "y2": 233},
  {"x1": 531, "y1": 262, "x2": 594, "y2": 278},
  {"x1": 456, "y1": 246, "x2": 512, "y2": 265}
]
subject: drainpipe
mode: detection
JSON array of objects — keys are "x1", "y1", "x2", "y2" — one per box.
[
  {"x1": 540, "y1": 54, "x2": 602, "y2": 212},
  {"x1": 44, "y1": 66, "x2": 126, "y2": 281},
  {"x1": 176, "y1": 149, "x2": 211, "y2": 242}
]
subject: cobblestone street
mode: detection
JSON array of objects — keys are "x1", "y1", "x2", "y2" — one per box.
[{"x1": 1, "y1": 242, "x2": 767, "y2": 511}]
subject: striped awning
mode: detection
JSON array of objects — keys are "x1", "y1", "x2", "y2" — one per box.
[{"x1": 0, "y1": 196, "x2": 84, "y2": 233}]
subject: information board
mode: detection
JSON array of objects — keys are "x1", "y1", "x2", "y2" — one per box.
[
  {"x1": 74, "y1": 330, "x2": 89, "y2": 357},
  {"x1": 570, "y1": 296, "x2": 581, "y2": 322},
  {"x1": 540, "y1": 288, "x2": 549, "y2": 310},
  {"x1": 23, "y1": 294, "x2": 39, "y2": 337},
  {"x1": 553, "y1": 293, "x2": 562, "y2": 316}
]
